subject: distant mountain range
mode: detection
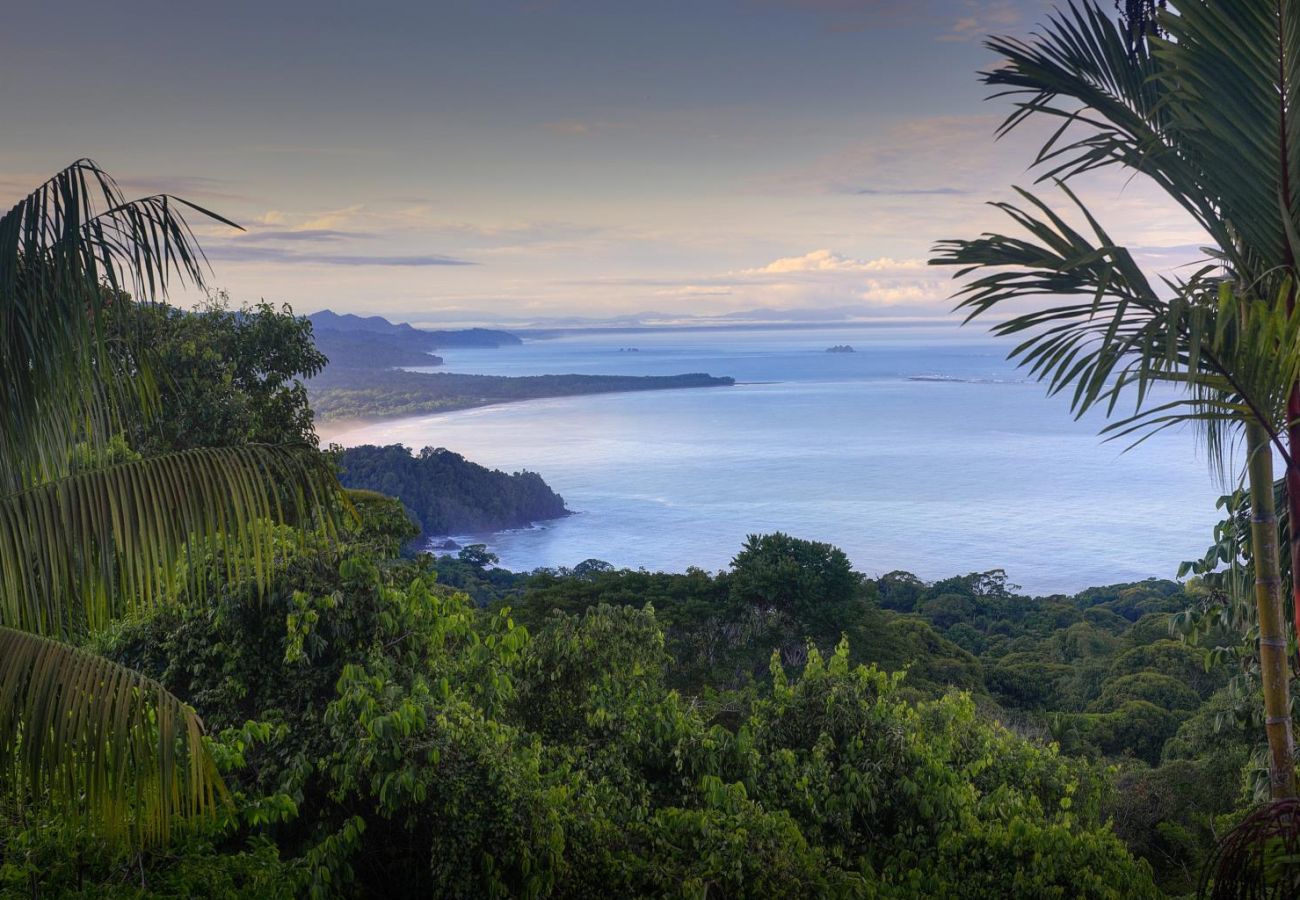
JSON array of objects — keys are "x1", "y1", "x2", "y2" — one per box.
[
  {"x1": 307, "y1": 310, "x2": 522, "y2": 370},
  {"x1": 309, "y1": 309, "x2": 429, "y2": 337}
]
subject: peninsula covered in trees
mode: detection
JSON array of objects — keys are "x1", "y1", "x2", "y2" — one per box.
[
  {"x1": 311, "y1": 367, "x2": 735, "y2": 421},
  {"x1": 305, "y1": 310, "x2": 736, "y2": 423},
  {"x1": 336, "y1": 443, "x2": 569, "y2": 538}
]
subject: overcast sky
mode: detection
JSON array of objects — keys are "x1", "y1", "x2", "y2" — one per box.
[{"x1": 0, "y1": 0, "x2": 1206, "y2": 325}]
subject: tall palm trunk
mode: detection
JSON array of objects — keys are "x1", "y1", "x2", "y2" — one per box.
[
  {"x1": 1287, "y1": 388, "x2": 1300, "y2": 653},
  {"x1": 1248, "y1": 419, "x2": 1298, "y2": 798}
]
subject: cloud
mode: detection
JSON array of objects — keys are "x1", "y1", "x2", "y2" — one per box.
[
  {"x1": 745, "y1": 249, "x2": 926, "y2": 275},
  {"x1": 0, "y1": 169, "x2": 251, "y2": 211},
  {"x1": 301, "y1": 204, "x2": 364, "y2": 231},
  {"x1": 860, "y1": 280, "x2": 945, "y2": 305},
  {"x1": 557, "y1": 249, "x2": 949, "y2": 317},
  {"x1": 653, "y1": 285, "x2": 736, "y2": 298},
  {"x1": 764, "y1": 114, "x2": 1008, "y2": 200},
  {"x1": 245, "y1": 144, "x2": 385, "y2": 158},
  {"x1": 234, "y1": 228, "x2": 364, "y2": 243},
  {"x1": 756, "y1": 0, "x2": 1029, "y2": 40},
  {"x1": 205, "y1": 245, "x2": 473, "y2": 267},
  {"x1": 937, "y1": 1, "x2": 1023, "y2": 42},
  {"x1": 540, "y1": 120, "x2": 628, "y2": 138},
  {"x1": 849, "y1": 186, "x2": 970, "y2": 196}
]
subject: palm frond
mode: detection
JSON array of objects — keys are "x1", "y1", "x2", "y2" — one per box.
[
  {"x1": 932, "y1": 183, "x2": 1300, "y2": 478},
  {"x1": 0, "y1": 444, "x2": 339, "y2": 639},
  {"x1": 0, "y1": 626, "x2": 225, "y2": 846},
  {"x1": 0, "y1": 159, "x2": 240, "y2": 489},
  {"x1": 983, "y1": 2, "x2": 1236, "y2": 257},
  {"x1": 984, "y1": 0, "x2": 1300, "y2": 284},
  {"x1": 1154, "y1": 0, "x2": 1300, "y2": 273}
]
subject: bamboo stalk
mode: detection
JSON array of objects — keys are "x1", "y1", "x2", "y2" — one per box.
[{"x1": 1247, "y1": 419, "x2": 1298, "y2": 799}]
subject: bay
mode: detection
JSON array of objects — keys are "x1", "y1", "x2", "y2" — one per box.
[{"x1": 322, "y1": 324, "x2": 1229, "y2": 595}]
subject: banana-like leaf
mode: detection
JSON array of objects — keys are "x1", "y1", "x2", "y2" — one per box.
[
  {"x1": 0, "y1": 626, "x2": 225, "y2": 846},
  {"x1": 0, "y1": 444, "x2": 339, "y2": 639}
]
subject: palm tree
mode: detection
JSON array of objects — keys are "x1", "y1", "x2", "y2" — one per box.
[
  {"x1": 0, "y1": 160, "x2": 339, "y2": 846},
  {"x1": 1115, "y1": 0, "x2": 1167, "y2": 52},
  {"x1": 932, "y1": 0, "x2": 1300, "y2": 800}
]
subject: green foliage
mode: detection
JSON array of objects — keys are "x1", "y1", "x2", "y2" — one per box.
[
  {"x1": 1106, "y1": 754, "x2": 1247, "y2": 897},
  {"x1": 730, "y1": 531, "x2": 860, "y2": 619},
  {"x1": 340, "y1": 489, "x2": 420, "y2": 557},
  {"x1": 4, "y1": 524, "x2": 1164, "y2": 898},
  {"x1": 113, "y1": 292, "x2": 326, "y2": 454},
  {"x1": 745, "y1": 643, "x2": 1155, "y2": 897},
  {"x1": 511, "y1": 544, "x2": 980, "y2": 698},
  {"x1": 1051, "y1": 701, "x2": 1183, "y2": 766},
  {"x1": 1109, "y1": 640, "x2": 1223, "y2": 699},
  {"x1": 336, "y1": 444, "x2": 568, "y2": 539},
  {"x1": 0, "y1": 161, "x2": 341, "y2": 848},
  {"x1": 1091, "y1": 673, "x2": 1201, "y2": 713}
]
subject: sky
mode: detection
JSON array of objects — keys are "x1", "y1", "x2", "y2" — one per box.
[{"x1": 0, "y1": 0, "x2": 1207, "y2": 326}]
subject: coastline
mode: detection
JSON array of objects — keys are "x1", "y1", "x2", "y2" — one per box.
[
  {"x1": 313, "y1": 374, "x2": 734, "y2": 444},
  {"x1": 315, "y1": 396, "x2": 549, "y2": 444},
  {"x1": 306, "y1": 371, "x2": 733, "y2": 444},
  {"x1": 315, "y1": 396, "x2": 517, "y2": 443}
]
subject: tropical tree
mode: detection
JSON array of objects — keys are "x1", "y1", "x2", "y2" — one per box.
[
  {"x1": 931, "y1": 0, "x2": 1300, "y2": 803},
  {"x1": 1115, "y1": 0, "x2": 1167, "y2": 51},
  {"x1": 0, "y1": 160, "x2": 338, "y2": 845}
]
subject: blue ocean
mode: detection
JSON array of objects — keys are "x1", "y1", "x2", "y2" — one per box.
[{"x1": 324, "y1": 324, "x2": 1229, "y2": 595}]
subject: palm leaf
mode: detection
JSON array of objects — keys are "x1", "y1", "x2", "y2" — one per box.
[
  {"x1": 0, "y1": 626, "x2": 225, "y2": 846},
  {"x1": 1153, "y1": 0, "x2": 1300, "y2": 276},
  {"x1": 932, "y1": 184, "x2": 1300, "y2": 477},
  {"x1": 0, "y1": 159, "x2": 240, "y2": 489},
  {"x1": 986, "y1": 0, "x2": 1300, "y2": 288},
  {"x1": 983, "y1": 2, "x2": 1237, "y2": 259},
  {"x1": 0, "y1": 161, "x2": 345, "y2": 848},
  {"x1": 0, "y1": 444, "x2": 339, "y2": 639}
]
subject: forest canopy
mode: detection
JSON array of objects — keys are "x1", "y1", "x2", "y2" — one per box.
[{"x1": 335, "y1": 443, "x2": 569, "y2": 538}]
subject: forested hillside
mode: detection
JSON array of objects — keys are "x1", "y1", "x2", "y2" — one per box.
[
  {"x1": 19, "y1": 514, "x2": 1163, "y2": 898},
  {"x1": 430, "y1": 537, "x2": 1250, "y2": 895},
  {"x1": 336, "y1": 443, "x2": 569, "y2": 537}
]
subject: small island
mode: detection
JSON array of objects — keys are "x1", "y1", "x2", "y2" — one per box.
[{"x1": 826, "y1": 344, "x2": 855, "y2": 353}]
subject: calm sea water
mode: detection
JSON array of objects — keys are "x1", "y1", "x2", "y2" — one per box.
[{"x1": 323, "y1": 325, "x2": 1230, "y2": 595}]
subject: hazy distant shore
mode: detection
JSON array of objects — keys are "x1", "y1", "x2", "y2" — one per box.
[
  {"x1": 306, "y1": 310, "x2": 738, "y2": 441},
  {"x1": 312, "y1": 370, "x2": 735, "y2": 442}
]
